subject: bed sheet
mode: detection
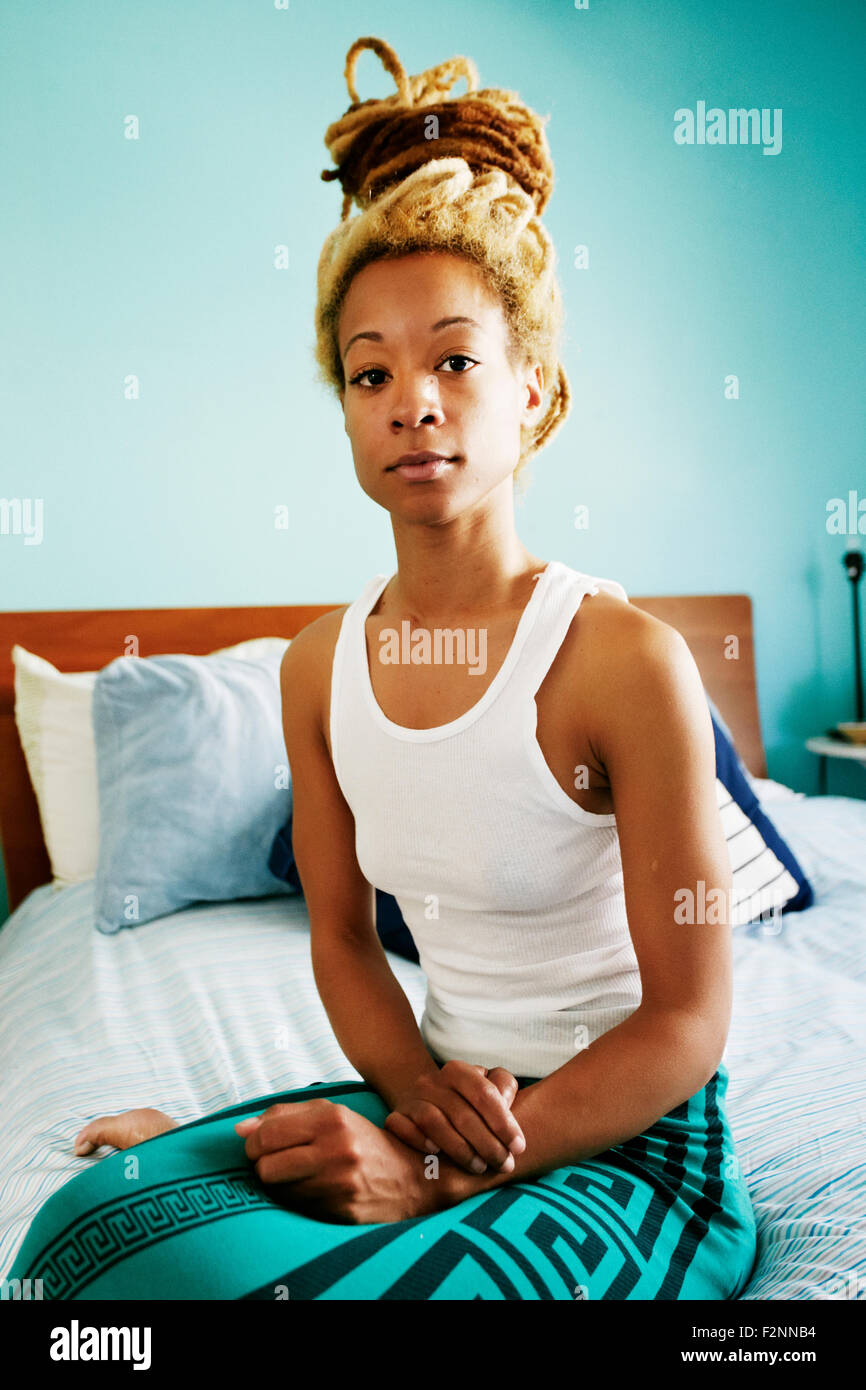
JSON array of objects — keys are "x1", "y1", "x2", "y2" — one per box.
[
  {"x1": 720, "y1": 794, "x2": 866, "y2": 1299},
  {"x1": 0, "y1": 793, "x2": 864, "y2": 1299}
]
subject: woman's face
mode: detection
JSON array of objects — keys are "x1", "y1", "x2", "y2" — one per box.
[{"x1": 337, "y1": 251, "x2": 543, "y2": 517}]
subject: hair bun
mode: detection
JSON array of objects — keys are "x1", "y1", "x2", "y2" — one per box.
[{"x1": 321, "y1": 36, "x2": 555, "y2": 220}]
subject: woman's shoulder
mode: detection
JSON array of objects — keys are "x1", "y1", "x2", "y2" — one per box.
[
  {"x1": 279, "y1": 605, "x2": 350, "y2": 740},
  {"x1": 283, "y1": 604, "x2": 349, "y2": 669},
  {"x1": 556, "y1": 577, "x2": 700, "y2": 766},
  {"x1": 280, "y1": 571, "x2": 388, "y2": 722},
  {"x1": 560, "y1": 570, "x2": 686, "y2": 693}
]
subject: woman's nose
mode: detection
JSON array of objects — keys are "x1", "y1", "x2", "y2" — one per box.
[{"x1": 391, "y1": 379, "x2": 444, "y2": 428}]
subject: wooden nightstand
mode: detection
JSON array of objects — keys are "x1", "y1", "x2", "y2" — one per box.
[{"x1": 805, "y1": 736, "x2": 866, "y2": 794}]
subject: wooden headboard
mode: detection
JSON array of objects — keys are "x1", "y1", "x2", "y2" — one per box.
[{"x1": 0, "y1": 593, "x2": 766, "y2": 916}]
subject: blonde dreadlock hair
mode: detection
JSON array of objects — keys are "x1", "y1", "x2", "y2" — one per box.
[{"x1": 314, "y1": 36, "x2": 572, "y2": 491}]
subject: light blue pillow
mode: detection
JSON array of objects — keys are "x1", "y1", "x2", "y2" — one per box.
[{"x1": 92, "y1": 647, "x2": 299, "y2": 934}]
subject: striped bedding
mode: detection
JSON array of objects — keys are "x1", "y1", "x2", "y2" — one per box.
[{"x1": 1, "y1": 789, "x2": 864, "y2": 1299}]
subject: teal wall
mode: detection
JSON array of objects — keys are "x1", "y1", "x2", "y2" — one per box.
[{"x1": 2, "y1": 0, "x2": 864, "y2": 923}]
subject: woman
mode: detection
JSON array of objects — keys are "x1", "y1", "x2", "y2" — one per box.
[{"x1": 9, "y1": 36, "x2": 757, "y2": 1300}]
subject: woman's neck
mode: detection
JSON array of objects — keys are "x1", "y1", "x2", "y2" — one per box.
[{"x1": 382, "y1": 548, "x2": 546, "y2": 627}]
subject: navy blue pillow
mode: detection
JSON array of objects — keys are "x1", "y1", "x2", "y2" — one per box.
[{"x1": 268, "y1": 819, "x2": 418, "y2": 963}]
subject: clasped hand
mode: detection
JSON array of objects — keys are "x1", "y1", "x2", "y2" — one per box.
[
  {"x1": 234, "y1": 1061, "x2": 526, "y2": 1225},
  {"x1": 383, "y1": 1060, "x2": 526, "y2": 1176},
  {"x1": 235, "y1": 1098, "x2": 437, "y2": 1224}
]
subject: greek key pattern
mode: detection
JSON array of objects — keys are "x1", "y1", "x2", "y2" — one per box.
[
  {"x1": 16, "y1": 1075, "x2": 734, "y2": 1300},
  {"x1": 23, "y1": 1168, "x2": 269, "y2": 1299},
  {"x1": 243, "y1": 1168, "x2": 707, "y2": 1300},
  {"x1": 242, "y1": 1076, "x2": 726, "y2": 1300}
]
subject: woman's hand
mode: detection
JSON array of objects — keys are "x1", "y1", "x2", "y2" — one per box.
[
  {"x1": 235, "y1": 1098, "x2": 436, "y2": 1224},
  {"x1": 382, "y1": 1061, "x2": 526, "y2": 1176},
  {"x1": 73, "y1": 1108, "x2": 178, "y2": 1156}
]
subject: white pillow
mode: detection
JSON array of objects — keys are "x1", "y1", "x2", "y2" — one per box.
[
  {"x1": 745, "y1": 773, "x2": 806, "y2": 803},
  {"x1": 12, "y1": 637, "x2": 291, "y2": 890}
]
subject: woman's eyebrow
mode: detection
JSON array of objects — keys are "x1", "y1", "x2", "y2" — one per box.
[{"x1": 341, "y1": 316, "x2": 484, "y2": 358}]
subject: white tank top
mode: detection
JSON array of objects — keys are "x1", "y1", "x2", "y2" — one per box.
[{"x1": 329, "y1": 558, "x2": 643, "y2": 1078}]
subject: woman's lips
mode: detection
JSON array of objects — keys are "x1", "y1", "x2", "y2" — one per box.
[{"x1": 391, "y1": 458, "x2": 454, "y2": 480}]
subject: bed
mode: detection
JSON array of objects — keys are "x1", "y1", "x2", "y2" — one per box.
[{"x1": 1, "y1": 592, "x2": 864, "y2": 1300}]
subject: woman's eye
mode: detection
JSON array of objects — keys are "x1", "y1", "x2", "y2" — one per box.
[
  {"x1": 349, "y1": 355, "x2": 477, "y2": 389},
  {"x1": 439, "y1": 354, "x2": 477, "y2": 373},
  {"x1": 350, "y1": 368, "x2": 386, "y2": 387}
]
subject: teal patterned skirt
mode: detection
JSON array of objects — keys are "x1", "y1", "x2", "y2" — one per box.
[{"x1": 7, "y1": 1063, "x2": 757, "y2": 1300}]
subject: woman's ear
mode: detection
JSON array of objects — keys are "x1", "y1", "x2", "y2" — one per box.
[{"x1": 523, "y1": 363, "x2": 544, "y2": 422}]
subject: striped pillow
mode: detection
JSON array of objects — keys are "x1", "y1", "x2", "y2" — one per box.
[{"x1": 706, "y1": 696, "x2": 814, "y2": 927}]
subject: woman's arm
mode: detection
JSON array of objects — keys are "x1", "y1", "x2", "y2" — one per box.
[
  {"x1": 280, "y1": 623, "x2": 442, "y2": 1110},
  {"x1": 311, "y1": 931, "x2": 441, "y2": 1110},
  {"x1": 430, "y1": 610, "x2": 733, "y2": 1206}
]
